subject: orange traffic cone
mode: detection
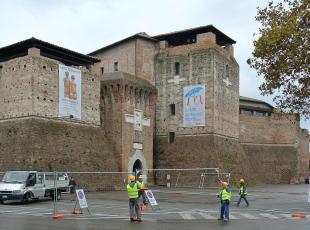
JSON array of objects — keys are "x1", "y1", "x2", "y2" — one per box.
[
  {"x1": 72, "y1": 210, "x2": 82, "y2": 215},
  {"x1": 140, "y1": 205, "x2": 149, "y2": 211},
  {"x1": 52, "y1": 214, "x2": 64, "y2": 219}
]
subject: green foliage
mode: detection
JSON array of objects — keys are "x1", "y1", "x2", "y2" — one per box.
[{"x1": 248, "y1": 0, "x2": 309, "y2": 118}]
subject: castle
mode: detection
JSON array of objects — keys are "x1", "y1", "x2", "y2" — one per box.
[{"x1": 0, "y1": 25, "x2": 308, "y2": 184}]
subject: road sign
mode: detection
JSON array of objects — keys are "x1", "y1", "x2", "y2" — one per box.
[
  {"x1": 145, "y1": 190, "x2": 158, "y2": 206},
  {"x1": 76, "y1": 189, "x2": 88, "y2": 209}
]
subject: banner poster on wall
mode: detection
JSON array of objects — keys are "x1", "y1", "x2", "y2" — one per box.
[
  {"x1": 58, "y1": 64, "x2": 81, "y2": 119},
  {"x1": 183, "y1": 84, "x2": 206, "y2": 127}
]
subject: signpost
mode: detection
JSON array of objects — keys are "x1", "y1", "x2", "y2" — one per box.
[
  {"x1": 144, "y1": 190, "x2": 159, "y2": 210},
  {"x1": 73, "y1": 189, "x2": 91, "y2": 214}
]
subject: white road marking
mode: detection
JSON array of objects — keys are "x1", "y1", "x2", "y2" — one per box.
[
  {"x1": 180, "y1": 213, "x2": 196, "y2": 219},
  {"x1": 279, "y1": 214, "x2": 294, "y2": 219},
  {"x1": 260, "y1": 213, "x2": 279, "y2": 219},
  {"x1": 229, "y1": 214, "x2": 239, "y2": 219},
  {"x1": 198, "y1": 212, "x2": 217, "y2": 219},
  {"x1": 238, "y1": 213, "x2": 259, "y2": 219}
]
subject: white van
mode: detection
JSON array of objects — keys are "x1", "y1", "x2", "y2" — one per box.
[{"x1": 0, "y1": 171, "x2": 69, "y2": 204}]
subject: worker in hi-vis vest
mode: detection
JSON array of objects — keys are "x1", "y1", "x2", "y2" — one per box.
[
  {"x1": 127, "y1": 175, "x2": 142, "y2": 222},
  {"x1": 137, "y1": 175, "x2": 148, "y2": 207},
  {"x1": 218, "y1": 180, "x2": 231, "y2": 222},
  {"x1": 237, "y1": 178, "x2": 249, "y2": 207}
]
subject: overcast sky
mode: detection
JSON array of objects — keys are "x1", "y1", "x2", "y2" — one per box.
[{"x1": 1, "y1": 0, "x2": 309, "y2": 130}]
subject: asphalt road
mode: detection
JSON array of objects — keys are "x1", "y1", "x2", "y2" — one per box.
[{"x1": 1, "y1": 184, "x2": 310, "y2": 230}]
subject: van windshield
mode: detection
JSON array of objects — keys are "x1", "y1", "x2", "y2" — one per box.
[{"x1": 2, "y1": 171, "x2": 29, "y2": 183}]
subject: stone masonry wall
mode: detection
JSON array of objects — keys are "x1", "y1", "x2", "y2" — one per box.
[
  {"x1": 101, "y1": 72, "x2": 156, "y2": 172},
  {"x1": 0, "y1": 57, "x2": 33, "y2": 119},
  {"x1": 135, "y1": 38, "x2": 158, "y2": 84},
  {"x1": 239, "y1": 113, "x2": 299, "y2": 144},
  {"x1": 0, "y1": 49, "x2": 100, "y2": 125},
  {"x1": 91, "y1": 40, "x2": 136, "y2": 76},
  {"x1": 239, "y1": 113, "x2": 309, "y2": 183},
  {"x1": 154, "y1": 134, "x2": 251, "y2": 185},
  {"x1": 155, "y1": 33, "x2": 239, "y2": 138},
  {"x1": 0, "y1": 117, "x2": 119, "y2": 190}
]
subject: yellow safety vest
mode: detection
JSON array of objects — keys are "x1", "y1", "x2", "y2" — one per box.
[
  {"x1": 137, "y1": 181, "x2": 144, "y2": 189},
  {"x1": 239, "y1": 185, "x2": 247, "y2": 195},
  {"x1": 127, "y1": 183, "x2": 138, "y2": 198},
  {"x1": 221, "y1": 188, "x2": 231, "y2": 201}
]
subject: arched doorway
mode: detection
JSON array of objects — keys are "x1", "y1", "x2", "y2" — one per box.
[{"x1": 132, "y1": 159, "x2": 142, "y2": 173}]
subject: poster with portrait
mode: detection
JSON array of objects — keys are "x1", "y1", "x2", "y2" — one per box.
[
  {"x1": 58, "y1": 64, "x2": 81, "y2": 119},
  {"x1": 183, "y1": 84, "x2": 206, "y2": 127}
]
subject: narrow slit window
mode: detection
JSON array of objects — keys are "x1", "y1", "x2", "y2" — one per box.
[
  {"x1": 101, "y1": 67, "x2": 104, "y2": 74},
  {"x1": 169, "y1": 132, "x2": 175, "y2": 144},
  {"x1": 175, "y1": 62, "x2": 180, "y2": 75},
  {"x1": 169, "y1": 104, "x2": 175, "y2": 116},
  {"x1": 114, "y1": 62, "x2": 118, "y2": 71}
]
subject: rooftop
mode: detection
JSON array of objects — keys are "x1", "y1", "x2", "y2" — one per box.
[
  {"x1": 152, "y1": 25, "x2": 236, "y2": 47},
  {"x1": 240, "y1": 96, "x2": 274, "y2": 112},
  {"x1": 0, "y1": 37, "x2": 100, "y2": 67},
  {"x1": 89, "y1": 33, "x2": 157, "y2": 56}
]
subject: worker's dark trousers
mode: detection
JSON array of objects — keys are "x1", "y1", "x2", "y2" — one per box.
[
  {"x1": 237, "y1": 194, "x2": 249, "y2": 206},
  {"x1": 138, "y1": 192, "x2": 147, "y2": 205}
]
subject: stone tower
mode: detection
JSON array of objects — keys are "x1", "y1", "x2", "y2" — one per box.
[
  {"x1": 90, "y1": 34, "x2": 158, "y2": 172},
  {"x1": 153, "y1": 26, "x2": 249, "y2": 177}
]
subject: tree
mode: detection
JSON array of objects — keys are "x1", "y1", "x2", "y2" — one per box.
[{"x1": 247, "y1": 0, "x2": 310, "y2": 118}]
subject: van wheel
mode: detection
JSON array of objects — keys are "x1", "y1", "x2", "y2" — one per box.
[
  {"x1": 23, "y1": 193, "x2": 31, "y2": 204},
  {"x1": 50, "y1": 192, "x2": 61, "y2": 200},
  {"x1": 57, "y1": 191, "x2": 61, "y2": 200},
  {"x1": 0, "y1": 200, "x2": 4, "y2": 205}
]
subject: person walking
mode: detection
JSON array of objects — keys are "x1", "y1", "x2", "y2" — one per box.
[
  {"x1": 127, "y1": 175, "x2": 142, "y2": 222},
  {"x1": 237, "y1": 178, "x2": 249, "y2": 207},
  {"x1": 69, "y1": 177, "x2": 76, "y2": 193},
  {"x1": 218, "y1": 181, "x2": 231, "y2": 222},
  {"x1": 137, "y1": 175, "x2": 148, "y2": 208}
]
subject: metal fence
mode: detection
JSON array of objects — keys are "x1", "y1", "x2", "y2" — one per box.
[{"x1": 138, "y1": 168, "x2": 230, "y2": 190}]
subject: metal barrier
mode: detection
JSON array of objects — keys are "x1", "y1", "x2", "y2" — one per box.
[{"x1": 138, "y1": 168, "x2": 230, "y2": 189}]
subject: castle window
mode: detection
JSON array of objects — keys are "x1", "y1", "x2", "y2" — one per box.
[
  {"x1": 101, "y1": 67, "x2": 104, "y2": 74},
  {"x1": 114, "y1": 62, "x2": 118, "y2": 71},
  {"x1": 243, "y1": 110, "x2": 253, "y2": 116},
  {"x1": 255, "y1": 111, "x2": 265, "y2": 117},
  {"x1": 169, "y1": 104, "x2": 176, "y2": 116},
  {"x1": 169, "y1": 132, "x2": 175, "y2": 144},
  {"x1": 175, "y1": 62, "x2": 180, "y2": 75},
  {"x1": 225, "y1": 64, "x2": 229, "y2": 78}
]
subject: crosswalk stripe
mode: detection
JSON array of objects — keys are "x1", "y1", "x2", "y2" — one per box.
[
  {"x1": 260, "y1": 213, "x2": 279, "y2": 219},
  {"x1": 229, "y1": 214, "x2": 239, "y2": 219},
  {"x1": 180, "y1": 213, "x2": 196, "y2": 220},
  {"x1": 238, "y1": 213, "x2": 259, "y2": 219},
  {"x1": 198, "y1": 212, "x2": 217, "y2": 219},
  {"x1": 279, "y1": 214, "x2": 294, "y2": 219}
]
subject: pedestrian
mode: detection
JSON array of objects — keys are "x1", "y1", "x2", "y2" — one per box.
[
  {"x1": 137, "y1": 175, "x2": 148, "y2": 207},
  {"x1": 69, "y1": 177, "x2": 76, "y2": 194},
  {"x1": 127, "y1": 175, "x2": 142, "y2": 222},
  {"x1": 218, "y1": 181, "x2": 231, "y2": 222},
  {"x1": 237, "y1": 178, "x2": 249, "y2": 207}
]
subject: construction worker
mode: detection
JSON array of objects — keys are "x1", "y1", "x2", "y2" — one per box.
[
  {"x1": 218, "y1": 181, "x2": 231, "y2": 222},
  {"x1": 127, "y1": 175, "x2": 142, "y2": 222},
  {"x1": 137, "y1": 175, "x2": 148, "y2": 207},
  {"x1": 237, "y1": 178, "x2": 249, "y2": 207}
]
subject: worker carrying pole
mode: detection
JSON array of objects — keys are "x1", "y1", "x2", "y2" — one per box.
[
  {"x1": 218, "y1": 180, "x2": 231, "y2": 222},
  {"x1": 126, "y1": 175, "x2": 142, "y2": 222},
  {"x1": 237, "y1": 178, "x2": 249, "y2": 207}
]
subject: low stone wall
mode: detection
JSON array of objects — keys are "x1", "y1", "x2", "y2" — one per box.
[
  {"x1": 154, "y1": 134, "x2": 303, "y2": 185},
  {"x1": 242, "y1": 144, "x2": 298, "y2": 184},
  {"x1": 154, "y1": 134, "x2": 251, "y2": 186},
  {"x1": 0, "y1": 117, "x2": 120, "y2": 191}
]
